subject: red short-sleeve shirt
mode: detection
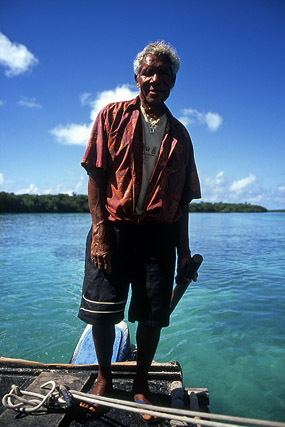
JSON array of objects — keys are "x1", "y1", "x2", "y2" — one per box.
[{"x1": 81, "y1": 97, "x2": 201, "y2": 224}]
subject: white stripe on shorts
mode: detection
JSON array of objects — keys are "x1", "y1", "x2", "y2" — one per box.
[
  {"x1": 80, "y1": 307, "x2": 125, "y2": 314},
  {"x1": 82, "y1": 294, "x2": 126, "y2": 305}
]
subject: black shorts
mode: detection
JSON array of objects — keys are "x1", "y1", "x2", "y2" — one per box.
[{"x1": 78, "y1": 221, "x2": 176, "y2": 328}]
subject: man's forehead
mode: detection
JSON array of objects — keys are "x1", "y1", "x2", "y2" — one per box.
[{"x1": 142, "y1": 54, "x2": 171, "y2": 68}]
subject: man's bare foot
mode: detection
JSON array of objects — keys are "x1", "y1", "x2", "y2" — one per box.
[
  {"x1": 133, "y1": 390, "x2": 157, "y2": 423},
  {"x1": 80, "y1": 378, "x2": 113, "y2": 414},
  {"x1": 133, "y1": 392, "x2": 155, "y2": 422}
]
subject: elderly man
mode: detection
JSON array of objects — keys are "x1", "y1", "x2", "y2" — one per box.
[{"x1": 78, "y1": 41, "x2": 201, "y2": 418}]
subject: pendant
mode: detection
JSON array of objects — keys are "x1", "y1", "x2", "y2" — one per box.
[{"x1": 150, "y1": 126, "x2": 155, "y2": 134}]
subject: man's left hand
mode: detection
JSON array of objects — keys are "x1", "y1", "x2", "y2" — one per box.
[{"x1": 177, "y1": 256, "x2": 198, "y2": 284}]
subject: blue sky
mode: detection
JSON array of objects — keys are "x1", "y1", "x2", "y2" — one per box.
[{"x1": 0, "y1": 0, "x2": 284, "y2": 209}]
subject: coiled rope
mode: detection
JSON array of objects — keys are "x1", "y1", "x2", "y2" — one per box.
[
  {"x1": 2, "y1": 381, "x2": 58, "y2": 413},
  {"x1": 2, "y1": 382, "x2": 285, "y2": 427}
]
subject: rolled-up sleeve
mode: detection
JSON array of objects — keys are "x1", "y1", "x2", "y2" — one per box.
[
  {"x1": 180, "y1": 128, "x2": 201, "y2": 204},
  {"x1": 187, "y1": 152, "x2": 201, "y2": 202},
  {"x1": 81, "y1": 109, "x2": 108, "y2": 174}
]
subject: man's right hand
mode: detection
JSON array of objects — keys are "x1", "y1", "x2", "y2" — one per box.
[
  {"x1": 87, "y1": 173, "x2": 111, "y2": 273},
  {"x1": 91, "y1": 224, "x2": 112, "y2": 274}
]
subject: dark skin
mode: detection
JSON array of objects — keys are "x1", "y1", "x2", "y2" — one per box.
[
  {"x1": 81, "y1": 54, "x2": 197, "y2": 418},
  {"x1": 135, "y1": 53, "x2": 175, "y2": 119}
]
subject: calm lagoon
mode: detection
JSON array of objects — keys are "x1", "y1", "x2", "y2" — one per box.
[{"x1": 0, "y1": 212, "x2": 284, "y2": 421}]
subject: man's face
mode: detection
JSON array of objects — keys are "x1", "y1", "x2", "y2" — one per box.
[{"x1": 136, "y1": 54, "x2": 175, "y2": 110}]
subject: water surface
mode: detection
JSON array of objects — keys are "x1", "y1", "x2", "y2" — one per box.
[{"x1": 0, "y1": 213, "x2": 284, "y2": 421}]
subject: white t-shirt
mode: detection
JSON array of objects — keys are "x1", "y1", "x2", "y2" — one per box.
[{"x1": 135, "y1": 109, "x2": 167, "y2": 215}]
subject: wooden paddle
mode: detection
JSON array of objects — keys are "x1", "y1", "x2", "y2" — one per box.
[{"x1": 170, "y1": 254, "x2": 203, "y2": 313}]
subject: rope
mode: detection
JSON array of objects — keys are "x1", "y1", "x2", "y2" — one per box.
[
  {"x1": 2, "y1": 383, "x2": 285, "y2": 427},
  {"x1": 2, "y1": 381, "x2": 57, "y2": 413},
  {"x1": 71, "y1": 391, "x2": 285, "y2": 427}
]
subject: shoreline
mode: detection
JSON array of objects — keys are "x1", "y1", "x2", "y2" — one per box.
[{"x1": 0, "y1": 191, "x2": 284, "y2": 213}]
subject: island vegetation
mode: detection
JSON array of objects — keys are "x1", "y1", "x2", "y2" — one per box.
[
  {"x1": 188, "y1": 201, "x2": 268, "y2": 213},
  {"x1": 0, "y1": 191, "x2": 272, "y2": 213},
  {"x1": 0, "y1": 192, "x2": 89, "y2": 213}
]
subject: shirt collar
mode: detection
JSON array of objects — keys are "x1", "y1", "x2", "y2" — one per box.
[{"x1": 125, "y1": 96, "x2": 180, "y2": 131}]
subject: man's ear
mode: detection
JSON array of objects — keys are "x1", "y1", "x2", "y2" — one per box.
[{"x1": 134, "y1": 74, "x2": 140, "y2": 88}]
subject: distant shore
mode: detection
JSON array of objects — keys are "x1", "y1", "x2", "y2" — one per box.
[{"x1": 0, "y1": 191, "x2": 284, "y2": 213}]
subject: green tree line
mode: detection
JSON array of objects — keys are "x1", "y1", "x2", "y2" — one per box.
[
  {"x1": 0, "y1": 192, "x2": 89, "y2": 213},
  {"x1": 189, "y1": 201, "x2": 267, "y2": 213},
  {"x1": 0, "y1": 192, "x2": 268, "y2": 213}
]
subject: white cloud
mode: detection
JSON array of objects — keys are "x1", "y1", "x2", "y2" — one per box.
[
  {"x1": 204, "y1": 112, "x2": 223, "y2": 131},
  {"x1": 215, "y1": 171, "x2": 224, "y2": 184},
  {"x1": 74, "y1": 175, "x2": 85, "y2": 193},
  {"x1": 16, "y1": 184, "x2": 40, "y2": 195},
  {"x1": 179, "y1": 108, "x2": 223, "y2": 131},
  {"x1": 13, "y1": 176, "x2": 88, "y2": 197},
  {"x1": 229, "y1": 174, "x2": 256, "y2": 193},
  {"x1": 0, "y1": 173, "x2": 4, "y2": 186},
  {"x1": 17, "y1": 182, "x2": 77, "y2": 196},
  {"x1": 51, "y1": 84, "x2": 138, "y2": 146},
  {"x1": 43, "y1": 183, "x2": 64, "y2": 194},
  {"x1": 204, "y1": 171, "x2": 225, "y2": 187},
  {"x1": 278, "y1": 185, "x2": 285, "y2": 193},
  {"x1": 17, "y1": 96, "x2": 42, "y2": 109},
  {"x1": 89, "y1": 85, "x2": 139, "y2": 121},
  {"x1": 0, "y1": 32, "x2": 38, "y2": 77},
  {"x1": 200, "y1": 171, "x2": 265, "y2": 205},
  {"x1": 79, "y1": 92, "x2": 92, "y2": 106},
  {"x1": 202, "y1": 171, "x2": 226, "y2": 201},
  {"x1": 50, "y1": 123, "x2": 91, "y2": 146},
  {"x1": 0, "y1": 99, "x2": 5, "y2": 106}
]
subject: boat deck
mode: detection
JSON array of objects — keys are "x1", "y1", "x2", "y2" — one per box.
[{"x1": 0, "y1": 357, "x2": 209, "y2": 426}]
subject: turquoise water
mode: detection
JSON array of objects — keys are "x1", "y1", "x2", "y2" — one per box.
[{"x1": 0, "y1": 213, "x2": 284, "y2": 422}]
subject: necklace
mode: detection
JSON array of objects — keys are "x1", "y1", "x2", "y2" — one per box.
[{"x1": 140, "y1": 106, "x2": 164, "y2": 134}]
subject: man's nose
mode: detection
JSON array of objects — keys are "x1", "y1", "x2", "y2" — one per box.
[{"x1": 151, "y1": 72, "x2": 159, "y2": 82}]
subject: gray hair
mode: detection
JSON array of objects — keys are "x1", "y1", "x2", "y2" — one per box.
[{"x1": 133, "y1": 41, "x2": 180, "y2": 78}]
